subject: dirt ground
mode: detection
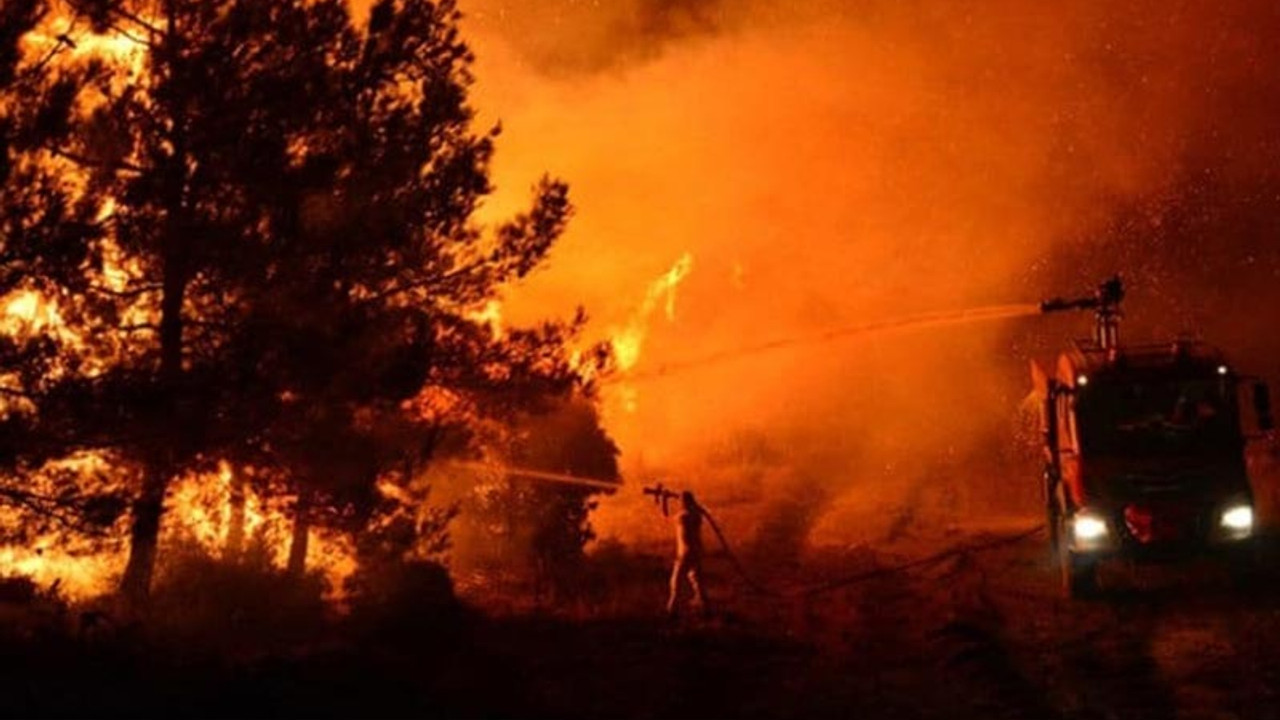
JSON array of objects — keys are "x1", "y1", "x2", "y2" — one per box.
[
  {"x1": 472, "y1": 521, "x2": 1280, "y2": 720},
  {"x1": 4, "y1": 520, "x2": 1280, "y2": 718}
]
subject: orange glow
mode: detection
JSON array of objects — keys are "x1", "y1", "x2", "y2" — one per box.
[
  {"x1": 598, "y1": 252, "x2": 694, "y2": 415},
  {"x1": 610, "y1": 252, "x2": 693, "y2": 373},
  {"x1": 457, "y1": 0, "x2": 1280, "y2": 551},
  {"x1": 21, "y1": 6, "x2": 151, "y2": 82},
  {"x1": 2, "y1": 290, "x2": 62, "y2": 335},
  {"x1": 4, "y1": 0, "x2": 1277, "y2": 602},
  {"x1": 467, "y1": 299, "x2": 506, "y2": 338},
  {"x1": 0, "y1": 462, "x2": 362, "y2": 603},
  {"x1": 165, "y1": 468, "x2": 358, "y2": 599},
  {"x1": 0, "y1": 545, "x2": 123, "y2": 599}
]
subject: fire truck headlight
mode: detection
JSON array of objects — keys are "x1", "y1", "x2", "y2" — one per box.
[
  {"x1": 1071, "y1": 512, "x2": 1109, "y2": 544},
  {"x1": 1221, "y1": 504, "x2": 1254, "y2": 534}
]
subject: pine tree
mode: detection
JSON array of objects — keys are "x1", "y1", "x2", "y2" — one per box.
[{"x1": 1, "y1": 0, "x2": 588, "y2": 599}]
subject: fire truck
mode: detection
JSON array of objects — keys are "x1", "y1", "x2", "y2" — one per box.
[{"x1": 1032, "y1": 277, "x2": 1274, "y2": 597}]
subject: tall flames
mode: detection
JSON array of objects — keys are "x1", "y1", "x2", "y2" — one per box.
[
  {"x1": 0, "y1": 453, "x2": 362, "y2": 602},
  {"x1": 605, "y1": 252, "x2": 694, "y2": 414},
  {"x1": 609, "y1": 252, "x2": 694, "y2": 374},
  {"x1": 1, "y1": 290, "x2": 60, "y2": 335},
  {"x1": 163, "y1": 466, "x2": 358, "y2": 598}
]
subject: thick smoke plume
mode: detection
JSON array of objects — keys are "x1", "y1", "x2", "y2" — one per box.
[{"x1": 450, "y1": 0, "x2": 1280, "y2": 551}]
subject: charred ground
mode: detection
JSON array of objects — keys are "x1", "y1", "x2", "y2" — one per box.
[{"x1": 5, "y1": 514, "x2": 1280, "y2": 719}]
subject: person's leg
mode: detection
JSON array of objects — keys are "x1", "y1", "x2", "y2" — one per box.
[
  {"x1": 667, "y1": 556, "x2": 687, "y2": 615},
  {"x1": 687, "y1": 557, "x2": 708, "y2": 616}
]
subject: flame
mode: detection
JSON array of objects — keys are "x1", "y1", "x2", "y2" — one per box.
[
  {"x1": 167, "y1": 463, "x2": 274, "y2": 555},
  {"x1": 610, "y1": 252, "x2": 693, "y2": 372},
  {"x1": 466, "y1": 299, "x2": 505, "y2": 337},
  {"x1": 599, "y1": 253, "x2": 693, "y2": 413},
  {"x1": 21, "y1": 7, "x2": 151, "y2": 83},
  {"x1": 0, "y1": 11, "x2": 367, "y2": 603},
  {"x1": 2, "y1": 290, "x2": 63, "y2": 335},
  {"x1": 165, "y1": 467, "x2": 357, "y2": 600},
  {"x1": 0, "y1": 462, "x2": 363, "y2": 603},
  {"x1": 15, "y1": 5, "x2": 154, "y2": 236},
  {"x1": 0, "y1": 453, "x2": 127, "y2": 600},
  {"x1": 0, "y1": 545, "x2": 123, "y2": 600}
]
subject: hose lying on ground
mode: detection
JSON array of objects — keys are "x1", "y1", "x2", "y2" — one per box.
[
  {"x1": 699, "y1": 506, "x2": 1046, "y2": 599},
  {"x1": 798, "y1": 524, "x2": 1046, "y2": 597}
]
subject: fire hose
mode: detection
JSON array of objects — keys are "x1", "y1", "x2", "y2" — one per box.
[
  {"x1": 795, "y1": 524, "x2": 1045, "y2": 597},
  {"x1": 700, "y1": 504, "x2": 780, "y2": 597},
  {"x1": 643, "y1": 481, "x2": 1045, "y2": 598},
  {"x1": 705, "y1": 506, "x2": 1044, "y2": 599}
]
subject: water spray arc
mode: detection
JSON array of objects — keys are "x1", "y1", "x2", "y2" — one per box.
[
  {"x1": 610, "y1": 302, "x2": 1043, "y2": 383},
  {"x1": 446, "y1": 461, "x2": 622, "y2": 491}
]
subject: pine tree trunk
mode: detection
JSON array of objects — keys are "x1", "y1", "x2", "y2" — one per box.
[
  {"x1": 121, "y1": 468, "x2": 168, "y2": 601},
  {"x1": 226, "y1": 469, "x2": 246, "y2": 561},
  {"x1": 287, "y1": 489, "x2": 311, "y2": 577},
  {"x1": 119, "y1": 267, "x2": 185, "y2": 601},
  {"x1": 120, "y1": 0, "x2": 189, "y2": 601}
]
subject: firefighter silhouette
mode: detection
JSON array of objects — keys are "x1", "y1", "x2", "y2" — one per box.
[{"x1": 667, "y1": 490, "x2": 709, "y2": 617}]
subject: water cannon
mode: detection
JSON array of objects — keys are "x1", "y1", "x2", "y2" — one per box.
[
  {"x1": 1040, "y1": 275, "x2": 1125, "y2": 350},
  {"x1": 643, "y1": 483, "x2": 680, "y2": 517}
]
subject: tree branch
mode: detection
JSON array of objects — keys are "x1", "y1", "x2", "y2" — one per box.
[
  {"x1": 0, "y1": 485, "x2": 112, "y2": 536},
  {"x1": 45, "y1": 146, "x2": 145, "y2": 175},
  {"x1": 359, "y1": 262, "x2": 477, "y2": 306},
  {"x1": 64, "y1": 0, "x2": 165, "y2": 39},
  {"x1": 106, "y1": 4, "x2": 165, "y2": 38},
  {"x1": 105, "y1": 23, "x2": 152, "y2": 49},
  {"x1": 89, "y1": 283, "x2": 162, "y2": 298},
  {"x1": 26, "y1": 30, "x2": 76, "y2": 76}
]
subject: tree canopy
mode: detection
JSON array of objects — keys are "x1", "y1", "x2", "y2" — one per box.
[{"x1": 0, "y1": 0, "x2": 596, "y2": 598}]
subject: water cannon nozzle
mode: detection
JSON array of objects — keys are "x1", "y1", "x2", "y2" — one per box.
[
  {"x1": 1038, "y1": 275, "x2": 1125, "y2": 350},
  {"x1": 1097, "y1": 275, "x2": 1124, "y2": 310}
]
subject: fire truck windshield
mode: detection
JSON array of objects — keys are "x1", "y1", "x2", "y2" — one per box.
[{"x1": 1077, "y1": 378, "x2": 1238, "y2": 457}]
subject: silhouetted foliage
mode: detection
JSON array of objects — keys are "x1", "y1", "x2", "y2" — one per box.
[
  {"x1": 148, "y1": 539, "x2": 329, "y2": 653},
  {"x1": 0, "y1": 0, "x2": 592, "y2": 598},
  {"x1": 466, "y1": 398, "x2": 619, "y2": 601}
]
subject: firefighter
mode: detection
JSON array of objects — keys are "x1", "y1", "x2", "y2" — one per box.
[{"x1": 667, "y1": 490, "x2": 709, "y2": 617}]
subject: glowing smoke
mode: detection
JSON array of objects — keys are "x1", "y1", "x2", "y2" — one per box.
[{"x1": 393, "y1": 0, "x2": 1280, "y2": 549}]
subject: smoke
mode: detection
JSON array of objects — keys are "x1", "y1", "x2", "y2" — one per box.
[
  {"x1": 464, "y1": 0, "x2": 728, "y2": 75},
  {"x1": 452, "y1": 0, "x2": 1280, "y2": 551}
]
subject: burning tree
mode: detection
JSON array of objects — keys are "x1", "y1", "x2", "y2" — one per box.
[{"x1": 0, "y1": 0, "x2": 590, "y2": 600}]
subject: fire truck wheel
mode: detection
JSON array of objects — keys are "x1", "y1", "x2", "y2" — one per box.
[{"x1": 1227, "y1": 542, "x2": 1262, "y2": 591}]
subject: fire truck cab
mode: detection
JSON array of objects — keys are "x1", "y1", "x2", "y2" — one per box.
[{"x1": 1032, "y1": 278, "x2": 1274, "y2": 597}]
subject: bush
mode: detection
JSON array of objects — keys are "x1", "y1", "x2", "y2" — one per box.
[
  {"x1": 345, "y1": 559, "x2": 462, "y2": 641},
  {"x1": 146, "y1": 542, "x2": 328, "y2": 654}
]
